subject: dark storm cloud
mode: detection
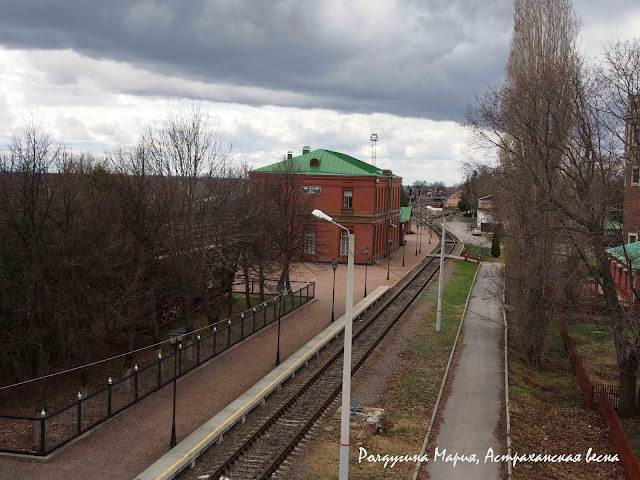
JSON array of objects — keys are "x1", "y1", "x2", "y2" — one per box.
[{"x1": 0, "y1": 0, "x2": 635, "y2": 120}]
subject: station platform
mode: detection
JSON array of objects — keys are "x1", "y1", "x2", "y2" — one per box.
[{"x1": 136, "y1": 286, "x2": 390, "y2": 480}]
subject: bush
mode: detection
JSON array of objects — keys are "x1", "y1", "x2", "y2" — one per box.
[{"x1": 491, "y1": 231, "x2": 501, "y2": 257}]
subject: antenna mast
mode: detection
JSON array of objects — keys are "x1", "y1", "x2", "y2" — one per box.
[{"x1": 370, "y1": 133, "x2": 378, "y2": 166}]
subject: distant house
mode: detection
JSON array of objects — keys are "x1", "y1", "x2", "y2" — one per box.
[
  {"x1": 477, "y1": 195, "x2": 497, "y2": 231},
  {"x1": 446, "y1": 190, "x2": 462, "y2": 209},
  {"x1": 606, "y1": 241, "x2": 640, "y2": 306}
]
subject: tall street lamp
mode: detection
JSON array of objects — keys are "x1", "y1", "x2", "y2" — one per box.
[
  {"x1": 387, "y1": 236, "x2": 392, "y2": 280},
  {"x1": 331, "y1": 261, "x2": 338, "y2": 323},
  {"x1": 364, "y1": 246, "x2": 369, "y2": 297},
  {"x1": 276, "y1": 292, "x2": 283, "y2": 366},
  {"x1": 169, "y1": 328, "x2": 185, "y2": 448},
  {"x1": 312, "y1": 209, "x2": 354, "y2": 480}
]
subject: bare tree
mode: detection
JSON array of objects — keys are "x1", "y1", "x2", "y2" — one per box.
[
  {"x1": 255, "y1": 157, "x2": 315, "y2": 292},
  {"x1": 468, "y1": 0, "x2": 580, "y2": 366}
]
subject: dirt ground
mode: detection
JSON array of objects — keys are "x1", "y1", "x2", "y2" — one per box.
[
  {"x1": 508, "y1": 325, "x2": 626, "y2": 480},
  {"x1": 283, "y1": 261, "x2": 468, "y2": 480}
]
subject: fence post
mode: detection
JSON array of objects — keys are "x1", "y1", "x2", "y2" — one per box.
[
  {"x1": 107, "y1": 377, "x2": 113, "y2": 416},
  {"x1": 313, "y1": 281, "x2": 316, "y2": 298},
  {"x1": 39, "y1": 409, "x2": 46, "y2": 455},
  {"x1": 157, "y1": 351, "x2": 162, "y2": 389},
  {"x1": 76, "y1": 392, "x2": 82, "y2": 436},
  {"x1": 240, "y1": 313, "x2": 245, "y2": 340},
  {"x1": 273, "y1": 298, "x2": 276, "y2": 325},
  {"x1": 264, "y1": 302, "x2": 267, "y2": 327},
  {"x1": 252, "y1": 308, "x2": 257, "y2": 334},
  {"x1": 213, "y1": 326, "x2": 217, "y2": 356},
  {"x1": 133, "y1": 365, "x2": 139, "y2": 403},
  {"x1": 196, "y1": 335, "x2": 201, "y2": 366},
  {"x1": 227, "y1": 319, "x2": 232, "y2": 348}
]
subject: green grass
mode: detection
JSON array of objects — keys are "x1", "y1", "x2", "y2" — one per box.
[
  {"x1": 316, "y1": 259, "x2": 480, "y2": 480},
  {"x1": 566, "y1": 322, "x2": 640, "y2": 459},
  {"x1": 467, "y1": 244, "x2": 502, "y2": 263},
  {"x1": 566, "y1": 323, "x2": 617, "y2": 385}
]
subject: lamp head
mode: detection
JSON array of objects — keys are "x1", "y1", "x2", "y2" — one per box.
[
  {"x1": 332, "y1": 261, "x2": 338, "y2": 271},
  {"x1": 365, "y1": 246, "x2": 369, "y2": 255},
  {"x1": 312, "y1": 209, "x2": 333, "y2": 222}
]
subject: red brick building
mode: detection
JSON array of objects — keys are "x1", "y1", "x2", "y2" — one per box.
[
  {"x1": 606, "y1": 242, "x2": 640, "y2": 307},
  {"x1": 623, "y1": 95, "x2": 640, "y2": 244},
  {"x1": 251, "y1": 147, "x2": 403, "y2": 264}
]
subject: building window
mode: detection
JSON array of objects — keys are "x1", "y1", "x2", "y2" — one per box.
[
  {"x1": 304, "y1": 229, "x2": 316, "y2": 255},
  {"x1": 633, "y1": 167, "x2": 640, "y2": 186},
  {"x1": 343, "y1": 190, "x2": 353, "y2": 208},
  {"x1": 629, "y1": 233, "x2": 638, "y2": 245},
  {"x1": 340, "y1": 230, "x2": 351, "y2": 256}
]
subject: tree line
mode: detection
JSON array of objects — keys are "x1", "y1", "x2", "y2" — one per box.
[
  {"x1": 0, "y1": 104, "x2": 313, "y2": 411},
  {"x1": 468, "y1": 0, "x2": 640, "y2": 415}
]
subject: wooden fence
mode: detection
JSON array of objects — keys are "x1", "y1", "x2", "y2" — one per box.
[{"x1": 557, "y1": 316, "x2": 640, "y2": 480}]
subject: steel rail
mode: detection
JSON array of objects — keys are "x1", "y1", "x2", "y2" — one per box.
[{"x1": 194, "y1": 222, "x2": 458, "y2": 480}]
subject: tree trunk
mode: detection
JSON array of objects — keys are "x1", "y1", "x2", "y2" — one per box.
[
  {"x1": 618, "y1": 360, "x2": 639, "y2": 417},
  {"x1": 227, "y1": 284, "x2": 233, "y2": 317},
  {"x1": 204, "y1": 293, "x2": 215, "y2": 325},
  {"x1": 183, "y1": 293, "x2": 193, "y2": 330},
  {"x1": 243, "y1": 257, "x2": 251, "y2": 309},
  {"x1": 258, "y1": 262, "x2": 265, "y2": 301}
]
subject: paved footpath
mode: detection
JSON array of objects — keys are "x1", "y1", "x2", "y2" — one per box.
[
  {"x1": 427, "y1": 263, "x2": 504, "y2": 480},
  {"x1": 0, "y1": 228, "x2": 437, "y2": 480}
]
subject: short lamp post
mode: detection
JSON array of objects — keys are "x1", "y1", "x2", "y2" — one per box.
[
  {"x1": 364, "y1": 246, "x2": 369, "y2": 297},
  {"x1": 419, "y1": 222, "x2": 423, "y2": 253},
  {"x1": 402, "y1": 228, "x2": 406, "y2": 267},
  {"x1": 331, "y1": 261, "x2": 338, "y2": 323},
  {"x1": 312, "y1": 209, "x2": 354, "y2": 480},
  {"x1": 415, "y1": 221, "x2": 419, "y2": 256},
  {"x1": 169, "y1": 328, "x2": 185, "y2": 448}
]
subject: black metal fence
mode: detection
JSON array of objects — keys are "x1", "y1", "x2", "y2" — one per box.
[{"x1": 0, "y1": 281, "x2": 315, "y2": 456}]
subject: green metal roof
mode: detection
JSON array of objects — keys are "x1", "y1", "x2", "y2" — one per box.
[
  {"x1": 252, "y1": 149, "x2": 400, "y2": 178},
  {"x1": 604, "y1": 219, "x2": 623, "y2": 232},
  {"x1": 606, "y1": 241, "x2": 640, "y2": 269},
  {"x1": 400, "y1": 206, "x2": 412, "y2": 222}
]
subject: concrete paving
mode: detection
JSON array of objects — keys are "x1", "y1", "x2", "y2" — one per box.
[
  {"x1": 446, "y1": 218, "x2": 491, "y2": 248},
  {"x1": 427, "y1": 263, "x2": 504, "y2": 480}
]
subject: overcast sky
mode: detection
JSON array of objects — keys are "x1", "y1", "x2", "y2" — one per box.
[{"x1": 0, "y1": 1, "x2": 638, "y2": 185}]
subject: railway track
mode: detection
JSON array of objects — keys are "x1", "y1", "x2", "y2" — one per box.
[{"x1": 178, "y1": 222, "x2": 459, "y2": 480}]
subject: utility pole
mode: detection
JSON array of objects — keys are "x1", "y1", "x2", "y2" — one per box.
[{"x1": 436, "y1": 217, "x2": 446, "y2": 332}]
